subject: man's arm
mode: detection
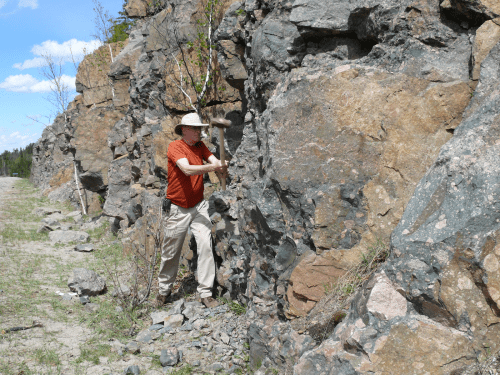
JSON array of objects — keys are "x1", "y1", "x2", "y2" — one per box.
[{"x1": 176, "y1": 156, "x2": 228, "y2": 176}]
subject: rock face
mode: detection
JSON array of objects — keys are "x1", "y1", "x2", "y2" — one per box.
[
  {"x1": 30, "y1": 0, "x2": 500, "y2": 373},
  {"x1": 294, "y1": 34, "x2": 500, "y2": 375}
]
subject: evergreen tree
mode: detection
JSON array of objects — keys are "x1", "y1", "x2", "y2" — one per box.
[{"x1": 0, "y1": 143, "x2": 34, "y2": 178}]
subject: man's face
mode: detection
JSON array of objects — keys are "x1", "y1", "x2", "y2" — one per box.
[{"x1": 182, "y1": 125, "x2": 202, "y2": 143}]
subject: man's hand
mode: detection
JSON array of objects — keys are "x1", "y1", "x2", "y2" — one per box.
[
  {"x1": 208, "y1": 155, "x2": 228, "y2": 176},
  {"x1": 212, "y1": 159, "x2": 228, "y2": 174}
]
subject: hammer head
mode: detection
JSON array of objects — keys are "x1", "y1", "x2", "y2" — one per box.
[{"x1": 210, "y1": 117, "x2": 232, "y2": 128}]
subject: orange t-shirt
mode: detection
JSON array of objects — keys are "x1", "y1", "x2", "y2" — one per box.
[{"x1": 166, "y1": 140, "x2": 213, "y2": 208}]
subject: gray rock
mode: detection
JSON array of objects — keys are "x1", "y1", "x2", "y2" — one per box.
[
  {"x1": 37, "y1": 225, "x2": 57, "y2": 233},
  {"x1": 124, "y1": 365, "x2": 140, "y2": 374},
  {"x1": 208, "y1": 362, "x2": 224, "y2": 372},
  {"x1": 84, "y1": 303, "x2": 99, "y2": 313},
  {"x1": 163, "y1": 314, "x2": 184, "y2": 329},
  {"x1": 160, "y1": 347, "x2": 179, "y2": 367},
  {"x1": 220, "y1": 332, "x2": 230, "y2": 345},
  {"x1": 182, "y1": 303, "x2": 205, "y2": 320},
  {"x1": 32, "y1": 207, "x2": 61, "y2": 216},
  {"x1": 215, "y1": 346, "x2": 226, "y2": 355},
  {"x1": 41, "y1": 217, "x2": 61, "y2": 226},
  {"x1": 61, "y1": 293, "x2": 73, "y2": 301},
  {"x1": 158, "y1": 326, "x2": 172, "y2": 334},
  {"x1": 169, "y1": 298, "x2": 185, "y2": 315},
  {"x1": 46, "y1": 212, "x2": 66, "y2": 222},
  {"x1": 74, "y1": 243, "x2": 94, "y2": 252},
  {"x1": 66, "y1": 210, "x2": 82, "y2": 220},
  {"x1": 192, "y1": 319, "x2": 207, "y2": 330},
  {"x1": 190, "y1": 341, "x2": 202, "y2": 348},
  {"x1": 67, "y1": 268, "x2": 106, "y2": 296},
  {"x1": 150, "y1": 311, "x2": 170, "y2": 325},
  {"x1": 112, "y1": 285, "x2": 131, "y2": 297},
  {"x1": 136, "y1": 329, "x2": 153, "y2": 344},
  {"x1": 149, "y1": 323, "x2": 164, "y2": 331},
  {"x1": 125, "y1": 341, "x2": 140, "y2": 354},
  {"x1": 49, "y1": 230, "x2": 89, "y2": 243},
  {"x1": 79, "y1": 295, "x2": 90, "y2": 304},
  {"x1": 179, "y1": 323, "x2": 192, "y2": 331}
]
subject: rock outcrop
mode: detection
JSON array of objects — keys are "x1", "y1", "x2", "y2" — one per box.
[
  {"x1": 295, "y1": 38, "x2": 500, "y2": 375},
  {"x1": 30, "y1": 0, "x2": 500, "y2": 373}
]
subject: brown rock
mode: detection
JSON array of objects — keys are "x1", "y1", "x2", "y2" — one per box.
[
  {"x1": 367, "y1": 319, "x2": 474, "y2": 374},
  {"x1": 481, "y1": 0, "x2": 500, "y2": 15},
  {"x1": 286, "y1": 250, "x2": 346, "y2": 317},
  {"x1": 75, "y1": 42, "x2": 127, "y2": 107},
  {"x1": 472, "y1": 19, "x2": 500, "y2": 81},
  {"x1": 48, "y1": 165, "x2": 74, "y2": 189},
  {"x1": 273, "y1": 67, "x2": 471, "y2": 312},
  {"x1": 124, "y1": 0, "x2": 148, "y2": 18},
  {"x1": 72, "y1": 107, "x2": 125, "y2": 190}
]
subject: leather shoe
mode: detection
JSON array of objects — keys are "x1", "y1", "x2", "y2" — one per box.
[
  {"x1": 155, "y1": 292, "x2": 171, "y2": 307},
  {"x1": 201, "y1": 297, "x2": 220, "y2": 309}
]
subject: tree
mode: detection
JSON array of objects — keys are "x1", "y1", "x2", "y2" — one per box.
[
  {"x1": 39, "y1": 54, "x2": 72, "y2": 121},
  {"x1": 91, "y1": 0, "x2": 133, "y2": 60},
  {"x1": 0, "y1": 144, "x2": 34, "y2": 178},
  {"x1": 151, "y1": 0, "x2": 225, "y2": 117}
]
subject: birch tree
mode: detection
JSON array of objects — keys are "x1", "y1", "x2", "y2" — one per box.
[
  {"x1": 152, "y1": 0, "x2": 225, "y2": 118},
  {"x1": 40, "y1": 54, "x2": 71, "y2": 121}
]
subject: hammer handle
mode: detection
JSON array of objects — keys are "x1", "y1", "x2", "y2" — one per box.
[{"x1": 219, "y1": 126, "x2": 226, "y2": 191}]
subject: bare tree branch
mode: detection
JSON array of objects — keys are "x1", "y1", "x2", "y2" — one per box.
[{"x1": 39, "y1": 54, "x2": 71, "y2": 122}]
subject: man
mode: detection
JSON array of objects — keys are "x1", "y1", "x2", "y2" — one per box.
[{"x1": 156, "y1": 112, "x2": 228, "y2": 308}]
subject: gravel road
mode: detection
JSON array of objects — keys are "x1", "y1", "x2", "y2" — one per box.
[{"x1": 0, "y1": 177, "x2": 20, "y2": 228}]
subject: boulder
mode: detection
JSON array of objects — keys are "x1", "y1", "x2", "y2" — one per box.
[
  {"x1": 41, "y1": 217, "x2": 61, "y2": 227},
  {"x1": 163, "y1": 314, "x2": 184, "y2": 329},
  {"x1": 150, "y1": 311, "x2": 170, "y2": 325},
  {"x1": 74, "y1": 244, "x2": 95, "y2": 252},
  {"x1": 182, "y1": 302, "x2": 205, "y2": 320},
  {"x1": 49, "y1": 230, "x2": 89, "y2": 243},
  {"x1": 160, "y1": 347, "x2": 179, "y2": 367},
  {"x1": 67, "y1": 268, "x2": 106, "y2": 296},
  {"x1": 37, "y1": 225, "x2": 57, "y2": 233},
  {"x1": 124, "y1": 365, "x2": 141, "y2": 375},
  {"x1": 46, "y1": 212, "x2": 66, "y2": 222}
]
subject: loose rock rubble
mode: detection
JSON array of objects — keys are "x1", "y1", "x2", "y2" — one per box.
[{"x1": 110, "y1": 298, "x2": 251, "y2": 375}]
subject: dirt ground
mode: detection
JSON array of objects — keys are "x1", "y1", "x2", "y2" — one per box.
[{"x1": 0, "y1": 178, "x2": 161, "y2": 374}]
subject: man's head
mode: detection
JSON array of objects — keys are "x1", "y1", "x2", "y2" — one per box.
[{"x1": 174, "y1": 113, "x2": 208, "y2": 140}]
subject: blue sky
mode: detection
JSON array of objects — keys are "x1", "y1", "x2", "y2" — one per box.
[{"x1": 0, "y1": 0, "x2": 124, "y2": 153}]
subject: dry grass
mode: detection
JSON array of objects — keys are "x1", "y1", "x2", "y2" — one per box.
[{"x1": 293, "y1": 239, "x2": 390, "y2": 343}]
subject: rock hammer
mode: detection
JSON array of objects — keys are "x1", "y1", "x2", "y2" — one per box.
[{"x1": 210, "y1": 117, "x2": 232, "y2": 190}]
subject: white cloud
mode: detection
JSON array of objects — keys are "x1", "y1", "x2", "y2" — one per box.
[
  {"x1": 18, "y1": 0, "x2": 37, "y2": 9},
  {"x1": 14, "y1": 39, "x2": 102, "y2": 70},
  {"x1": 0, "y1": 1, "x2": 7, "y2": 9},
  {"x1": 0, "y1": 74, "x2": 76, "y2": 93},
  {"x1": 0, "y1": 130, "x2": 40, "y2": 153},
  {"x1": 13, "y1": 57, "x2": 45, "y2": 70}
]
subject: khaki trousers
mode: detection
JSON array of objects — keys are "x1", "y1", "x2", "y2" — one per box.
[{"x1": 158, "y1": 200, "x2": 215, "y2": 298}]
